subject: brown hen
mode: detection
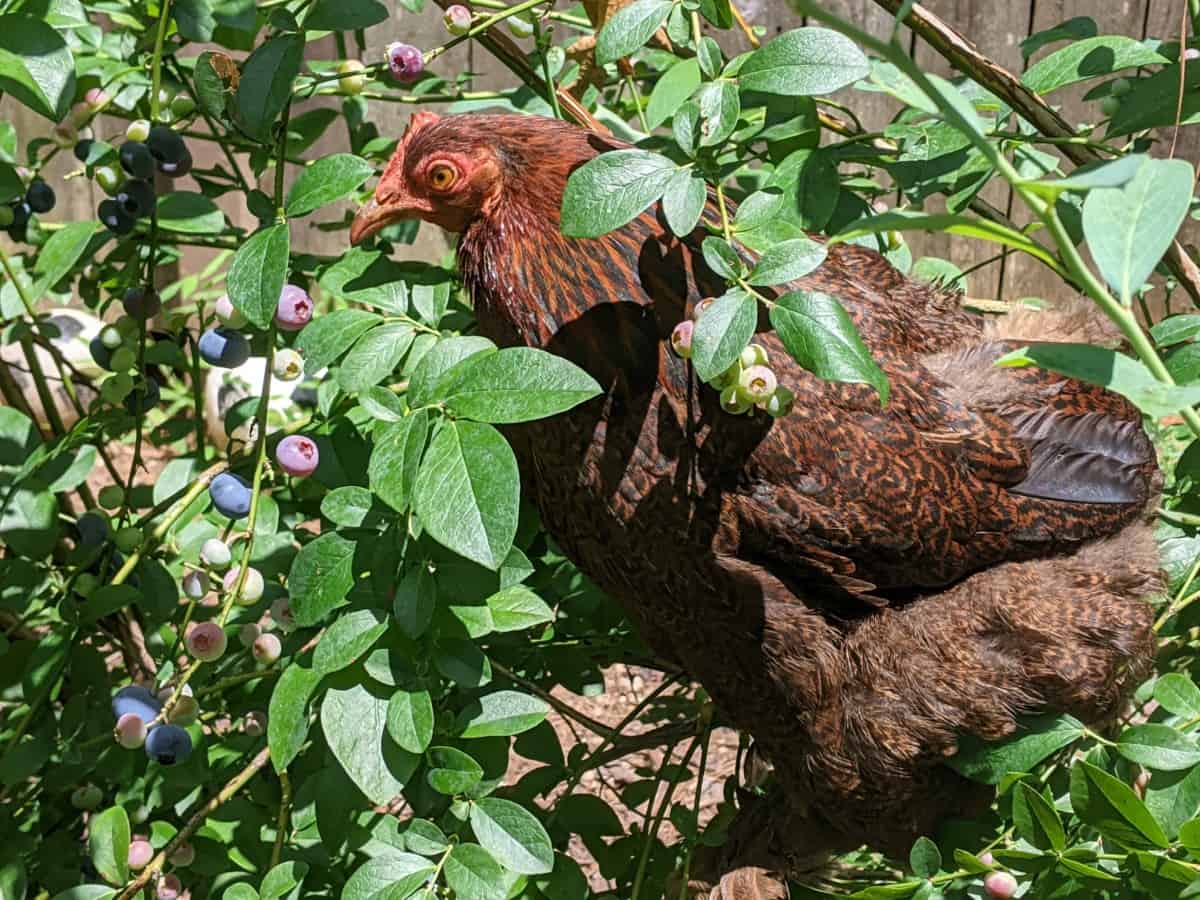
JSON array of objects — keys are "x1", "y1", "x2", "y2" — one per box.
[{"x1": 351, "y1": 112, "x2": 1160, "y2": 870}]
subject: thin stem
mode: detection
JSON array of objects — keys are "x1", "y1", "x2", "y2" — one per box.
[
  {"x1": 271, "y1": 770, "x2": 292, "y2": 867},
  {"x1": 626, "y1": 74, "x2": 650, "y2": 133},
  {"x1": 677, "y1": 728, "x2": 712, "y2": 898},
  {"x1": 149, "y1": 0, "x2": 173, "y2": 122},
  {"x1": 632, "y1": 736, "x2": 700, "y2": 900}
]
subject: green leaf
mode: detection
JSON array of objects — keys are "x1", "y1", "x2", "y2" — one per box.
[
  {"x1": 369, "y1": 410, "x2": 430, "y2": 516},
  {"x1": 0, "y1": 858, "x2": 26, "y2": 900},
  {"x1": 691, "y1": 289, "x2": 756, "y2": 382},
  {"x1": 486, "y1": 585, "x2": 554, "y2": 632},
  {"x1": 996, "y1": 343, "x2": 1200, "y2": 418},
  {"x1": 394, "y1": 563, "x2": 437, "y2": 640},
  {"x1": 337, "y1": 323, "x2": 415, "y2": 394},
  {"x1": 748, "y1": 237, "x2": 827, "y2": 286},
  {"x1": 661, "y1": 168, "x2": 707, "y2": 238},
  {"x1": 286, "y1": 153, "x2": 374, "y2": 217},
  {"x1": 908, "y1": 836, "x2": 941, "y2": 878},
  {"x1": 1069, "y1": 759, "x2": 1169, "y2": 849},
  {"x1": 408, "y1": 336, "x2": 496, "y2": 408},
  {"x1": 304, "y1": 0, "x2": 388, "y2": 30},
  {"x1": 1022, "y1": 36, "x2": 1168, "y2": 94},
  {"x1": 560, "y1": 149, "x2": 677, "y2": 238},
  {"x1": 457, "y1": 690, "x2": 550, "y2": 738},
  {"x1": 414, "y1": 421, "x2": 519, "y2": 570},
  {"x1": 646, "y1": 58, "x2": 701, "y2": 129},
  {"x1": 31, "y1": 221, "x2": 97, "y2": 300},
  {"x1": 236, "y1": 34, "x2": 304, "y2": 143},
  {"x1": 1023, "y1": 153, "x2": 1146, "y2": 196},
  {"x1": 88, "y1": 806, "x2": 129, "y2": 886},
  {"x1": 696, "y1": 80, "x2": 740, "y2": 146},
  {"x1": 194, "y1": 50, "x2": 235, "y2": 121},
  {"x1": 320, "y1": 486, "x2": 374, "y2": 528},
  {"x1": 738, "y1": 27, "x2": 869, "y2": 96},
  {"x1": 701, "y1": 236, "x2": 741, "y2": 279},
  {"x1": 1118, "y1": 724, "x2": 1200, "y2": 772},
  {"x1": 174, "y1": 0, "x2": 216, "y2": 41},
  {"x1": 260, "y1": 862, "x2": 307, "y2": 900},
  {"x1": 595, "y1": 0, "x2": 674, "y2": 66},
  {"x1": 770, "y1": 290, "x2": 889, "y2": 403},
  {"x1": 342, "y1": 853, "x2": 436, "y2": 900},
  {"x1": 1146, "y1": 765, "x2": 1200, "y2": 840},
  {"x1": 387, "y1": 689, "x2": 435, "y2": 754},
  {"x1": 295, "y1": 308, "x2": 381, "y2": 375},
  {"x1": 156, "y1": 192, "x2": 226, "y2": 234},
  {"x1": 1108, "y1": 63, "x2": 1200, "y2": 136},
  {"x1": 470, "y1": 797, "x2": 554, "y2": 875},
  {"x1": 441, "y1": 347, "x2": 602, "y2": 424},
  {"x1": 288, "y1": 531, "x2": 358, "y2": 627},
  {"x1": 0, "y1": 15, "x2": 75, "y2": 120},
  {"x1": 51, "y1": 888, "x2": 114, "y2": 900},
  {"x1": 227, "y1": 223, "x2": 290, "y2": 329},
  {"x1": 1013, "y1": 782, "x2": 1067, "y2": 852},
  {"x1": 444, "y1": 843, "x2": 506, "y2": 900},
  {"x1": 1152, "y1": 315, "x2": 1200, "y2": 349},
  {"x1": 0, "y1": 162, "x2": 22, "y2": 204},
  {"x1": 1082, "y1": 156, "x2": 1195, "y2": 303},
  {"x1": 268, "y1": 664, "x2": 321, "y2": 772},
  {"x1": 0, "y1": 486, "x2": 59, "y2": 559},
  {"x1": 313, "y1": 610, "x2": 386, "y2": 676},
  {"x1": 1156, "y1": 674, "x2": 1200, "y2": 718},
  {"x1": 427, "y1": 746, "x2": 484, "y2": 795},
  {"x1": 322, "y1": 681, "x2": 418, "y2": 805},
  {"x1": 359, "y1": 386, "x2": 407, "y2": 422},
  {"x1": 948, "y1": 713, "x2": 1085, "y2": 784}
]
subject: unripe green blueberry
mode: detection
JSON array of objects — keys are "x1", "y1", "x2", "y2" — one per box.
[
  {"x1": 109, "y1": 346, "x2": 136, "y2": 372},
  {"x1": 168, "y1": 842, "x2": 194, "y2": 867},
  {"x1": 115, "y1": 315, "x2": 140, "y2": 339},
  {"x1": 52, "y1": 122, "x2": 77, "y2": 148},
  {"x1": 181, "y1": 570, "x2": 209, "y2": 599},
  {"x1": 126, "y1": 119, "x2": 151, "y2": 142},
  {"x1": 737, "y1": 365, "x2": 777, "y2": 405},
  {"x1": 762, "y1": 385, "x2": 795, "y2": 418},
  {"x1": 545, "y1": 45, "x2": 566, "y2": 76},
  {"x1": 740, "y1": 343, "x2": 768, "y2": 368},
  {"x1": 98, "y1": 485, "x2": 125, "y2": 510},
  {"x1": 243, "y1": 710, "x2": 267, "y2": 737},
  {"x1": 238, "y1": 622, "x2": 261, "y2": 648},
  {"x1": 70, "y1": 783, "x2": 103, "y2": 810},
  {"x1": 670, "y1": 320, "x2": 693, "y2": 359},
  {"x1": 167, "y1": 694, "x2": 199, "y2": 726},
  {"x1": 692, "y1": 297, "x2": 714, "y2": 320},
  {"x1": 99, "y1": 325, "x2": 124, "y2": 350},
  {"x1": 273, "y1": 348, "x2": 303, "y2": 381},
  {"x1": 186, "y1": 622, "x2": 227, "y2": 662},
  {"x1": 95, "y1": 165, "x2": 122, "y2": 195},
  {"x1": 1100, "y1": 96, "x2": 1121, "y2": 117},
  {"x1": 200, "y1": 538, "x2": 232, "y2": 570},
  {"x1": 75, "y1": 572, "x2": 100, "y2": 597},
  {"x1": 115, "y1": 712, "x2": 148, "y2": 748},
  {"x1": 169, "y1": 95, "x2": 195, "y2": 119},
  {"x1": 114, "y1": 526, "x2": 142, "y2": 553},
  {"x1": 719, "y1": 384, "x2": 751, "y2": 415},
  {"x1": 336, "y1": 59, "x2": 367, "y2": 95},
  {"x1": 223, "y1": 565, "x2": 264, "y2": 604},
  {"x1": 253, "y1": 632, "x2": 282, "y2": 664},
  {"x1": 128, "y1": 839, "x2": 153, "y2": 870},
  {"x1": 1111, "y1": 77, "x2": 1132, "y2": 97}
]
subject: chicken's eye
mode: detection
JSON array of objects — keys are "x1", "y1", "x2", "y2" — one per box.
[{"x1": 428, "y1": 164, "x2": 458, "y2": 191}]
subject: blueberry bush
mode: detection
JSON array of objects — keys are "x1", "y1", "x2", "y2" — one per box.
[{"x1": 3, "y1": 0, "x2": 1200, "y2": 898}]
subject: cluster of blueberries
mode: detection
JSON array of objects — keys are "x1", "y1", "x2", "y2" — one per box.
[
  {"x1": 87, "y1": 286, "x2": 166, "y2": 414},
  {"x1": 112, "y1": 685, "x2": 192, "y2": 765},
  {"x1": 670, "y1": 314, "x2": 796, "y2": 418},
  {"x1": 85, "y1": 121, "x2": 193, "y2": 235},
  {"x1": 0, "y1": 180, "x2": 56, "y2": 242}
]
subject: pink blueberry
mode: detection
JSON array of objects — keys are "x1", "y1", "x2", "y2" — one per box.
[
  {"x1": 128, "y1": 839, "x2": 153, "y2": 870},
  {"x1": 157, "y1": 874, "x2": 182, "y2": 900},
  {"x1": 274, "y1": 284, "x2": 313, "y2": 332},
  {"x1": 983, "y1": 872, "x2": 1018, "y2": 899},
  {"x1": 222, "y1": 565, "x2": 264, "y2": 604},
  {"x1": 243, "y1": 710, "x2": 267, "y2": 737},
  {"x1": 253, "y1": 632, "x2": 282, "y2": 664},
  {"x1": 444, "y1": 4, "x2": 471, "y2": 34},
  {"x1": 275, "y1": 435, "x2": 319, "y2": 477},
  {"x1": 386, "y1": 42, "x2": 425, "y2": 83},
  {"x1": 168, "y1": 841, "x2": 194, "y2": 867},
  {"x1": 116, "y1": 712, "x2": 148, "y2": 748},
  {"x1": 186, "y1": 622, "x2": 227, "y2": 662},
  {"x1": 670, "y1": 320, "x2": 693, "y2": 359}
]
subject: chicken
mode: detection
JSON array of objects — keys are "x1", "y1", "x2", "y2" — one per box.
[{"x1": 350, "y1": 111, "x2": 1160, "y2": 868}]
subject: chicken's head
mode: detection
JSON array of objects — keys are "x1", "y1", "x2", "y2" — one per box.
[{"x1": 350, "y1": 110, "x2": 504, "y2": 241}]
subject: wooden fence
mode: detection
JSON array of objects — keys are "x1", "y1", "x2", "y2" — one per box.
[{"x1": 4, "y1": 0, "x2": 1198, "y2": 309}]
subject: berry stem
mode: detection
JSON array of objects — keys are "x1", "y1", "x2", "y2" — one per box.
[
  {"x1": 149, "y1": 0, "x2": 173, "y2": 123},
  {"x1": 270, "y1": 769, "x2": 292, "y2": 867}
]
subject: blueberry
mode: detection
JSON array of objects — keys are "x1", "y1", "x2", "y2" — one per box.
[
  {"x1": 168, "y1": 842, "x2": 194, "y2": 867},
  {"x1": 128, "y1": 839, "x2": 153, "y2": 870},
  {"x1": 146, "y1": 126, "x2": 188, "y2": 164},
  {"x1": 94, "y1": 165, "x2": 121, "y2": 195},
  {"x1": 444, "y1": 4, "x2": 471, "y2": 34},
  {"x1": 222, "y1": 565, "x2": 264, "y2": 604},
  {"x1": 25, "y1": 181, "x2": 55, "y2": 213},
  {"x1": 144, "y1": 723, "x2": 192, "y2": 765},
  {"x1": 112, "y1": 685, "x2": 162, "y2": 723},
  {"x1": 386, "y1": 42, "x2": 425, "y2": 83},
  {"x1": 116, "y1": 180, "x2": 155, "y2": 219},
  {"x1": 253, "y1": 632, "x2": 282, "y2": 664},
  {"x1": 199, "y1": 537, "x2": 232, "y2": 570},
  {"x1": 75, "y1": 510, "x2": 111, "y2": 547},
  {"x1": 73, "y1": 139, "x2": 95, "y2": 163},
  {"x1": 275, "y1": 435, "x2": 319, "y2": 477},
  {"x1": 238, "y1": 623, "x2": 261, "y2": 647},
  {"x1": 119, "y1": 142, "x2": 155, "y2": 179},
  {"x1": 70, "y1": 784, "x2": 103, "y2": 810},
  {"x1": 115, "y1": 712, "x2": 147, "y2": 749},
  {"x1": 157, "y1": 873, "x2": 182, "y2": 900},
  {"x1": 124, "y1": 376, "x2": 160, "y2": 414},
  {"x1": 209, "y1": 471, "x2": 251, "y2": 519},
  {"x1": 181, "y1": 570, "x2": 209, "y2": 599},
  {"x1": 89, "y1": 336, "x2": 114, "y2": 371},
  {"x1": 670, "y1": 320, "x2": 693, "y2": 359},
  {"x1": 185, "y1": 622, "x2": 227, "y2": 662},
  {"x1": 272, "y1": 348, "x2": 303, "y2": 381},
  {"x1": 126, "y1": 120, "x2": 151, "y2": 143},
  {"x1": 9, "y1": 202, "x2": 30, "y2": 228},
  {"x1": 275, "y1": 284, "x2": 313, "y2": 332},
  {"x1": 122, "y1": 285, "x2": 161, "y2": 318},
  {"x1": 98, "y1": 199, "x2": 135, "y2": 235},
  {"x1": 198, "y1": 328, "x2": 250, "y2": 368},
  {"x1": 737, "y1": 365, "x2": 777, "y2": 405},
  {"x1": 158, "y1": 150, "x2": 192, "y2": 178},
  {"x1": 336, "y1": 59, "x2": 367, "y2": 95}
]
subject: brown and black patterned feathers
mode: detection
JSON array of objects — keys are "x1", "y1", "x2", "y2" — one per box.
[{"x1": 361, "y1": 112, "x2": 1161, "y2": 863}]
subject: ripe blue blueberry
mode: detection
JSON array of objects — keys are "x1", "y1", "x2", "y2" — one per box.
[
  {"x1": 112, "y1": 685, "x2": 162, "y2": 723},
  {"x1": 119, "y1": 141, "x2": 155, "y2": 179},
  {"x1": 89, "y1": 336, "x2": 113, "y2": 371},
  {"x1": 210, "y1": 471, "x2": 251, "y2": 519},
  {"x1": 73, "y1": 139, "x2": 95, "y2": 163},
  {"x1": 25, "y1": 181, "x2": 55, "y2": 214},
  {"x1": 116, "y1": 180, "x2": 155, "y2": 219},
  {"x1": 98, "y1": 199, "x2": 135, "y2": 235},
  {"x1": 122, "y1": 286, "x2": 161, "y2": 319},
  {"x1": 76, "y1": 510, "x2": 110, "y2": 547},
  {"x1": 125, "y1": 376, "x2": 160, "y2": 414},
  {"x1": 146, "y1": 126, "x2": 188, "y2": 164},
  {"x1": 144, "y1": 723, "x2": 192, "y2": 765},
  {"x1": 9, "y1": 202, "x2": 30, "y2": 229},
  {"x1": 198, "y1": 328, "x2": 250, "y2": 368}
]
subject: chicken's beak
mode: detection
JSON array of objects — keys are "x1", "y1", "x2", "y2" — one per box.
[{"x1": 350, "y1": 196, "x2": 422, "y2": 246}]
